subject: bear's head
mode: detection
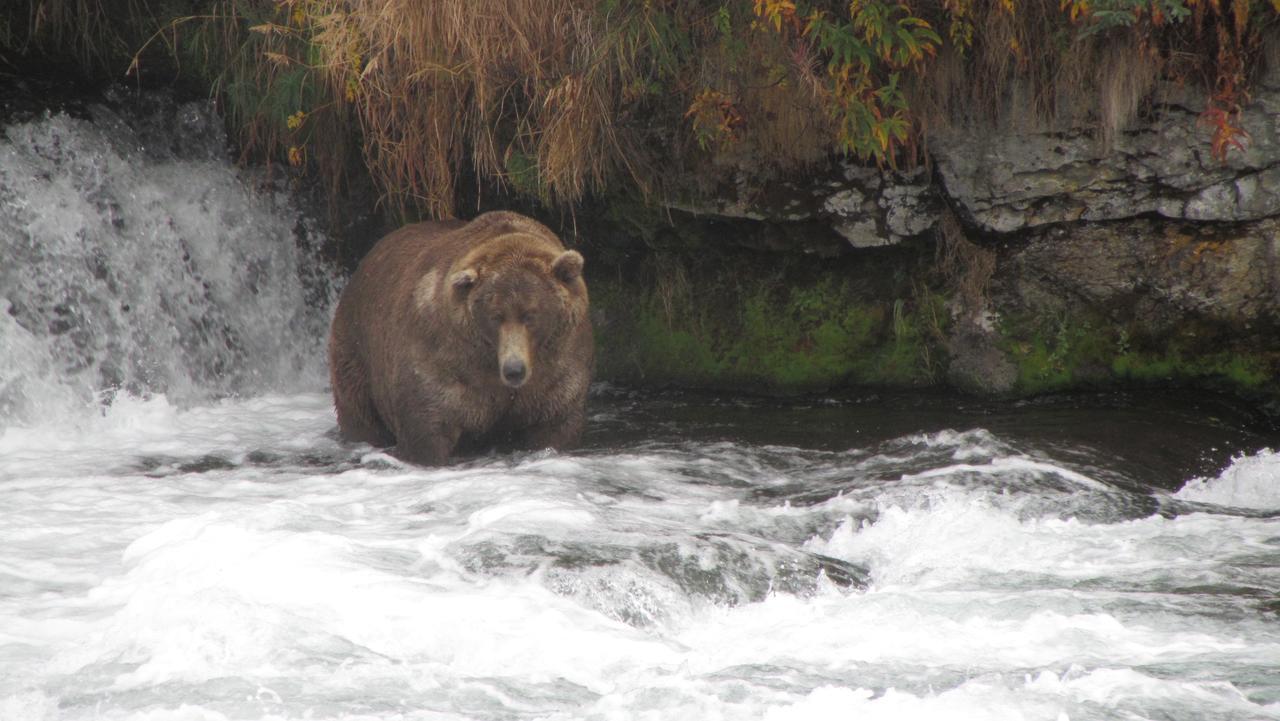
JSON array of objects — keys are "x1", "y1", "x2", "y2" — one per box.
[{"x1": 448, "y1": 239, "x2": 586, "y2": 389}]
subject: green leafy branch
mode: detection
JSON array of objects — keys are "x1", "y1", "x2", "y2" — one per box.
[{"x1": 754, "y1": 0, "x2": 940, "y2": 165}]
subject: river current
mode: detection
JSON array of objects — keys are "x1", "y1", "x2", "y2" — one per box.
[{"x1": 2, "y1": 95, "x2": 1279, "y2": 721}]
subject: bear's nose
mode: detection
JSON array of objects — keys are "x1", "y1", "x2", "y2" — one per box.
[{"x1": 501, "y1": 358, "x2": 528, "y2": 387}]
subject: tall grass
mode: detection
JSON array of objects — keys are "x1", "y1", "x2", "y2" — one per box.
[
  {"x1": 910, "y1": 0, "x2": 1278, "y2": 155},
  {"x1": 164, "y1": 0, "x2": 703, "y2": 217},
  {"x1": 9, "y1": 0, "x2": 151, "y2": 69},
  {"x1": 310, "y1": 0, "x2": 657, "y2": 215}
]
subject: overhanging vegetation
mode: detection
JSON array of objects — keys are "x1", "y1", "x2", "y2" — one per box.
[{"x1": 5, "y1": 0, "x2": 1278, "y2": 221}]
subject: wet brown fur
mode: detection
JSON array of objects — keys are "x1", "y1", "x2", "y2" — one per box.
[{"x1": 328, "y1": 211, "x2": 592, "y2": 465}]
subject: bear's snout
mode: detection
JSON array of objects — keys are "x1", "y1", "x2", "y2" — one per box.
[
  {"x1": 498, "y1": 322, "x2": 532, "y2": 388},
  {"x1": 502, "y1": 357, "x2": 528, "y2": 387}
]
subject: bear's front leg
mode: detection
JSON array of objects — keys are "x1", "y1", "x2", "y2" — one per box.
[
  {"x1": 392, "y1": 426, "x2": 460, "y2": 466},
  {"x1": 335, "y1": 401, "x2": 396, "y2": 448},
  {"x1": 519, "y1": 409, "x2": 586, "y2": 453},
  {"x1": 390, "y1": 405, "x2": 462, "y2": 466}
]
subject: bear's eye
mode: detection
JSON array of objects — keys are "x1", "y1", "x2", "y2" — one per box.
[{"x1": 519, "y1": 311, "x2": 534, "y2": 324}]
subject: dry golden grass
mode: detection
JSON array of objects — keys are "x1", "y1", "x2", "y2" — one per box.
[
  {"x1": 936, "y1": 208, "x2": 995, "y2": 322},
  {"x1": 913, "y1": 0, "x2": 1160, "y2": 142},
  {"x1": 915, "y1": 0, "x2": 1275, "y2": 157},
  {"x1": 690, "y1": 25, "x2": 833, "y2": 179},
  {"x1": 298, "y1": 0, "x2": 655, "y2": 217},
  {"x1": 1094, "y1": 39, "x2": 1161, "y2": 147}
]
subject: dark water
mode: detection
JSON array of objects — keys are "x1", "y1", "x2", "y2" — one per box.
[{"x1": 585, "y1": 385, "x2": 1277, "y2": 489}]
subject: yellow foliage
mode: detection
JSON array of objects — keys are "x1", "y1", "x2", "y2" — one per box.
[
  {"x1": 755, "y1": 0, "x2": 798, "y2": 31},
  {"x1": 685, "y1": 88, "x2": 743, "y2": 149}
]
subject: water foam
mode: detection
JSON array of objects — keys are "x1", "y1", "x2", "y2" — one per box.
[
  {"x1": 757, "y1": 667, "x2": 1268, "y2": 721},
  {"x1": 0, "y1": 97, "x2": 335, "y2": 427},
  {"x1": 1175, "y1": 449, "x2": 1280, "y2": 510},
  {"x1": 0, "y1": 393, "x2": 340, "y2": 481},
  {"x1": 2, "y1": 411, "x2": 1278, "y2": 720}
]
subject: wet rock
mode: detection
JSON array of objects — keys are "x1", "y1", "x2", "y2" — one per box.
[
  {"x1": 947, "y1": 323, "x2": 1018, "y2": 395},
  {"x1": 999, "y1": 217, "x2": 1280, "y2": 332},
  {"x1": 668, "y1": 162, "x2": 941, "y2": 251},
  {"x1": 931, "y1": 71, "x2": 1280, "y2": 233}
]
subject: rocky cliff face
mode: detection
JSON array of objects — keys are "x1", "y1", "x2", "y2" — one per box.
[
  {"x1": 937, "y1": 70, "x2": 1280, "y2": 399},
  {"x1": 933, "y1": 75, "x2": 1280, "y2": 233},
  {"x1": 654, "y1": 65, "x2": 1280, "y2": 405},
  {"x1": 680, "y1": 66, "x2": 1280, "y2": 244}
]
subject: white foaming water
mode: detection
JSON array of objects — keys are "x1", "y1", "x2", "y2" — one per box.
[
  {"x1": 0, "y1": 95, "x2": 335, "y2": 426},
  {"x1": 2, "y1": 393, "x2": 1278, "y2": 721},
  {"x1": 1175, "y1": 449, "x2": 1280, "y2": 510},
  {"x1": 2, "y1": 99, "x2": 1279, "y2": 721}
]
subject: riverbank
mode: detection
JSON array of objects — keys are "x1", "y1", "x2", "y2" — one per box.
[{"x1": 577, "y1": 201, "x2": 1279, "y2": 421}]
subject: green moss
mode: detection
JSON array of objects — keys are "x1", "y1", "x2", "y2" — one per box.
[
  {"x1": 504, "y1": 152, "x2": 545, "y2": 201},
  {"x1": 1112, "y1": 350, "x2": 1271, "y2": 388},
  {"x1": 1220, "y1": 355, "x2": 1271, "y2": 387},
  {"x1": 1111, "y1": 353, "x2": 1178, "y2": 382},
  {"x1": 1003, "y1": 314, "x2": 1102, "y2": 393},
  {"x1": 594, "y1": 241, "x2": 1278, "y2": 400},
  {"x1": 1000, "y1": 310, "x2": 1276, "y2": 396},
  {"x1": 631, "y1": 311, "x2": 727, "y2": 385},
  {"x1": 591, "y1": 255, "x2": 946, "y2": 392}
]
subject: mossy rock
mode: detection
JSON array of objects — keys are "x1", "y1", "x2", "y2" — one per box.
[
  {"x1": 588, "y1": 243, "x2": 948, "y2": 393},
  {"x1": 997, "y1": 309, "x2": 1278, "y2": 397}
]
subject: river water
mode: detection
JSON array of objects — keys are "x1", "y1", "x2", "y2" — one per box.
[{"x1": 2, "y1": 96, "x2": 1279, "y2": 721}]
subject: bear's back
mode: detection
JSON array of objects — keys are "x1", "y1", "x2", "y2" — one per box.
[
  {"x1": 362, "y1": 219, "x2": 468, "y2": 272},
  {"x1": 370, "y1": 212, "x2": 563, "y2": 271}
]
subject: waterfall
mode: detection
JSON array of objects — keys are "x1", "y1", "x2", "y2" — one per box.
[{"x1": 0, "y1": 92, "x2": 337, "y2": 426}]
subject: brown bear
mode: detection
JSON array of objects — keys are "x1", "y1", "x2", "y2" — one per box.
[{"x1": 328, "y1": 211, "x2": 592, "y2": 465}]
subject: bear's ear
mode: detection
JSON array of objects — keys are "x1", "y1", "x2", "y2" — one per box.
[
  {"x1": 449, "y1": 268, "x2": 477, "y2": 296},
  {"x1": 552, "y1": 250, "x2": 584, "y2": 284}
]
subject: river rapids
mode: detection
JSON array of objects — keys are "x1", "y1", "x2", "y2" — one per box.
[{"x1": 1, "y1": 94, "x2": 1278, "y2": 721}]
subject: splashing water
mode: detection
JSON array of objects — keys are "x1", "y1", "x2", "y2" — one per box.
[
  {"x1": 3, "y1": 391, "x2": 1278, "y2": 721},
  {"x1": 1176, "y1": 449, "x2": 1280, "y2": 511},
  {"x1": 0, "y1": 93, "x2": 335, "y2": 425},
  {"x1": 1, "y1": 97, "x2": 1279, "y2": 721}
]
